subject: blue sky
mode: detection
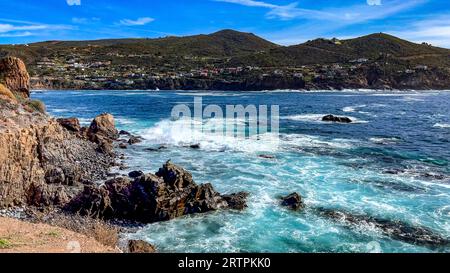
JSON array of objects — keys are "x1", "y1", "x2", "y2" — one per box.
[{"x1": 0, "y1": 0, "x2": 449, "y2": 48}]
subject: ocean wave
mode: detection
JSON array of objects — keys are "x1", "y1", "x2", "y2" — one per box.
[
  {"x1": 342, "y1": 104, "x2": 367, "y2": 113},
  {"x1": 433, "y1": 123, "x2": 450, "y2": 129},
  {"x1": 175, "y1": 92, "x2": 246, "y2": 97},
  {"x1": 139, "y1": 117, "x2": 280, "y2": 153},
  {"x1": 116, "y1": 117, "x2": 137, "y2": 125},
  {"x1": 369, "y1": 137, "x2": 401, "y2": 145}
]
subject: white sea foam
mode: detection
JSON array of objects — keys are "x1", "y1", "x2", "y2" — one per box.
[
  {"x1": 116, "y1": 117, "x2": 137, "y2": 125},
  {"x1": 433, "y1": 123, "x2": 450, "y2": 128},
  {"x1": 343, "y1": 105, "x2": 367, "y2": 113},
  {"x1": 369, "y1": 137, "x2": 401, "y2": 145},
  {"x1": 139, "y1": 117, "x2": 280, "y2": 153}
]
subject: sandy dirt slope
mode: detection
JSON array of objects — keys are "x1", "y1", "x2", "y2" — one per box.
[{"x1": 0, "y1": 217, "x2": 118, "y2": 253}]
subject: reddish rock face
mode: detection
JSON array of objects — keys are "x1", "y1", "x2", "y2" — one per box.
[{"x1": 0, "y1": 57, "x2": 30, "y2": 98}]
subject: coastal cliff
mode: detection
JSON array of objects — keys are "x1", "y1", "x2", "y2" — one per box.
[{"x1": 0, "y1": 57, "x2": 114, "y2": 208}]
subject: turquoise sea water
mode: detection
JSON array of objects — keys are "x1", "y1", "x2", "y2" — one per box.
[{"x1": 32, "y1": 90, "x2": 450, "y2": 253}]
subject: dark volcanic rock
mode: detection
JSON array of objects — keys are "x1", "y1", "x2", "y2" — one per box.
[
  {"x1": 68, "y1": 161, "x2": 248, "y2": 223},
  {"x1": 189, "y1": 144, "x2": 201, "y2": 149},
  {"x1": 259, "y1": 154, "x2": 275, "y2": 159},
  {"x1": 128, "y1": 136, "x2": 142, "y2": 145},
  {"x1": 119, "y1": 143, "x2": 128, "y2": 149},
  {"x1": 322, "y1": 115, "x2": 353, "y2": 123},
  {"x1": 222, "y1": 192, "x2": 249, "y2": 210},
  {"x1": 119, "y1": 130, "x2": 131, "y2": 136},
  {"x1": 128, "y1": 170, "x2": 144, "y2": 178},
  {"x1": 128, "y1": 240, "x2": 156, "y2": 253},
  {"x1": 281, "y1": 193, "x2": 305, "y2": 211},
  {"x1": 57, "y1": 117, "x2": 81, "y2": 132},
  {"x1": 316, "y1": 208, "x2": 450, "y2": 248}
]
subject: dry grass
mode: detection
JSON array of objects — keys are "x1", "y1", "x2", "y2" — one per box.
[
  {"x1": 33, "y1": 212, "x2": 119, "y2": 249},
  {"x1": 0, "y1": 83, "x2": 17, "y2": 101}
]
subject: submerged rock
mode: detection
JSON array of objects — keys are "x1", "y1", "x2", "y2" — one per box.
[
  {"x1": 316, "y1": 208, "x2": 450, "y2": 248},
  {"x1": 222, "y1": 192, "x2": 249, "y2": 210},
  {"x1": 128, "y1": 240, "x2": 156, "y2": 253},
  {"x1": 281, "y1": 193, "x2": 305, "y2": 211},
  {"x1": 119, "y1": 143, "x2": 128, "y2": 149},
  {"x1": 119, "y1": 130, "x2": 131, "y2": 136},
  {"x1": 259, "y1": 154, "x2": 275, "y2": 159},
  {"x1": 128, "y1": 136, "x2": 142, "y2": 145},
  {"x1": 189, "y1": 144, "x2": 201, "y2": 149},
  {"x1": 128, "y1": 170, "x2": 144, "y2": 178},
  {"x1": 322, "y1": 115, "x2": 352, "y2": 123},
  {"x1": 68, "y1": 161, "x2": 248, "y2": 223}
]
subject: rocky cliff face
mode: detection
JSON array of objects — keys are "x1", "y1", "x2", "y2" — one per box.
[
  {"x1": 0, "y1": 104, "x2": 114, "y2": 208},
  {"x1": 0, "y1": 57, "x2": 115, "y2": 208},
  {"x1": 0, "y1": 57, "x2": 30, "y2": 98}
]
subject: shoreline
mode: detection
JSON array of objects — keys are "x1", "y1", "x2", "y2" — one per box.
[{"x1": 31, "y1": 88, "x2": 450, "y2": 93}]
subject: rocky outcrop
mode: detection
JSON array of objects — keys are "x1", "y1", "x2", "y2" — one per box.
[
  {"x1": 87, "y1": 113, "x2": 118, "y2": 155},
  {"x1": 0, "y1": 111, "x2": 114, "y2": 208},
  {"x1": 128, "y1": 240, "x2": 156, "y2": 253},
  {"x1": 128, "y1": 136, "x2": 142, "y2": 145},
  {"x1": 316, "y1": 208, "x2": 450, "y2": 248},
  {"x1": 68, "y1": 161, "x2": 248, "y2": 223},
  {"x1": 281, "y1": 193, "x2": 305, "y2": 211},
  {"x1": 0, "y1": 57, "x2": 30, "y2": 98},
  {"x1": 57, "y1": 118, "x2": 81, "y2": 133},
  {"x1": 322, "y1": 115, "x2": 352, "y2": 123}
]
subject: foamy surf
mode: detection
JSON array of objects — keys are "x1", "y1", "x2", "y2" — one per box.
[{"x1": 433, "y1": 123, "x2": 450, "y2": 128}]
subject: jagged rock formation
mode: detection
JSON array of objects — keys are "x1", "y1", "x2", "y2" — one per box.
[
  {"x1": 0, "y1": 58, "x2": 117, "y2": 208},
  {"x1": 316, "y1": 208, "x2": 450, "y2": 248},
  {"x1": 68, "y1": 161, "x2": 248, "y2": 223},
  {"x1": 0, "y1": 57, "x2": 30, "y2": 98},
  {"x1": 322, "y1": 115, "x2": 353, "y2": 123},
  {"x1": 0, "y1": 107, "x2": 115, "y2": 208},
  {"x1": 281, "y1": 193, "x2": 305, "y2": 211}
]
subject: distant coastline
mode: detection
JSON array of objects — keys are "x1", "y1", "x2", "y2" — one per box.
[{"x1": 1, "y1": 30, "x2": 448, "y2": 92}]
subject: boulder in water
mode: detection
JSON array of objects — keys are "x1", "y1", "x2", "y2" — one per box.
[
  {"x1": 281, "y1": 192, "x2": 305, "y2": 211},
  {"x1": 322, "y1": 115, "x2": 352, "y2": 123},
  {"x1": 128, "y1": 136, "x2": 142, "y2": 145}
]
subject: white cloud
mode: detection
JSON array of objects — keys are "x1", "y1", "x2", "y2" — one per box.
[
  {"x1": 0, "y1": 21, "x2": 73, "y2": 39},
  {"x1": 216, "y1": 0, "x2": 276, "y2": 8},
  {"x1": 367, "y1": 0, "x2": 382, "y2": 6},
  {"x1": 119, "y1": 17, "x2": 155, "y2": 26},
  {"x1": 0, "y1": 31, "x2": 33, "y2": 37},
  {"x1": 389, "y1": 15, "x2": 450, "y2": 48},
  {"x1": 0, "y1": 23, "x2": 47, "y2": 33},
  {"x1": 66, "y1": 0, "x2": 81, "y2": 6},
  {"x1": 215, "y1": 0, "x2": 412, "y2": 21}
]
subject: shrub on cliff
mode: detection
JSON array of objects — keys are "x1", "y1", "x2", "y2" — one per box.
[{"x1": 26, "y1": 99, "x2": 46, "y2": 114}]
